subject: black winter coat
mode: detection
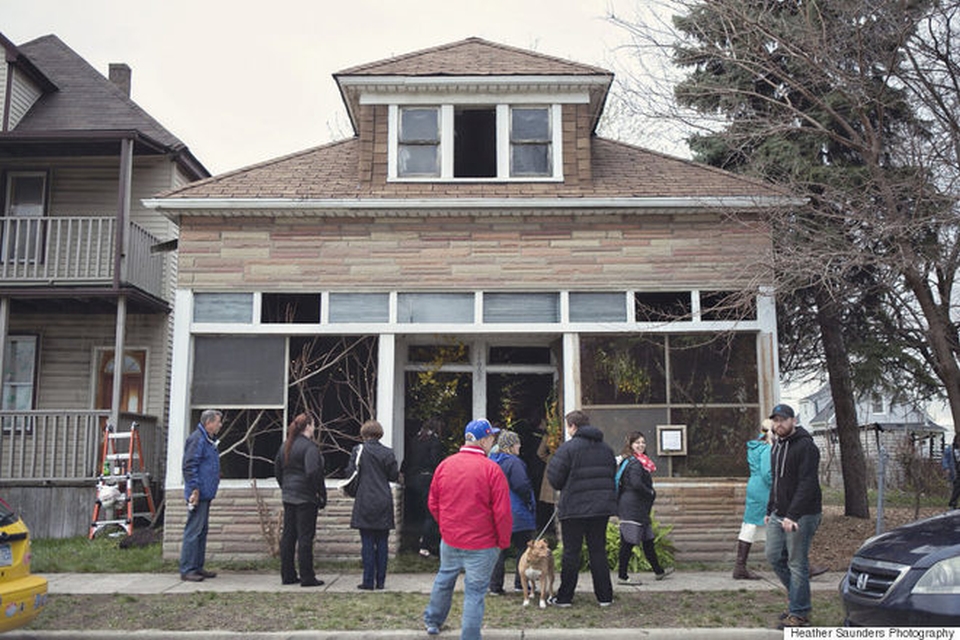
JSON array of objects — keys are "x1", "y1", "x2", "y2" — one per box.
[
  {"x1": 547, "y1": 425, "x2": 618, "y2": 520},
  {"x1": 617, "y1": 457, "x2": 655, "y2": 525},
  {"x1": 767, "y1": 426, "x2": 822, "y2": 520},
  {"x1": 274, "y1": 434, "x2": 327, "y2": 508},
  {"x1": 347, "y1": 439, "x2": 400, "y2": 530}
]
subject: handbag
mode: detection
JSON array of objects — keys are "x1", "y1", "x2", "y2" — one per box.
[{"x1": 338, "y1": 444, "x2": 363, "y2": 498}]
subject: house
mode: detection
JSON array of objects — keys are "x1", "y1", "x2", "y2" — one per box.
[
  {"x1": 800, "y1": 385, "x2": 948, "y2": 489},
  {"x1": 146, "y1": 37, "x2": 800, "y2": 561},
  {"x1": 0, "y1": 33, "x2": 209, "y2": 537}
]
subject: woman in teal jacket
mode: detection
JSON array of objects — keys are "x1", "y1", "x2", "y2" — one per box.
[{"x1": 733, "y1": 420, "x2": 772, "y2": 579}]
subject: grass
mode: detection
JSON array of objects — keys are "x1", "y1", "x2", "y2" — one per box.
[{"x1": 28, "y1": 591, "x2": 846, "y2": 631}]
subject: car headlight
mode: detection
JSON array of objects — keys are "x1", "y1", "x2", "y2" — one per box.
[{"x1": 913, "y1": 556, "x2": 960, "y2": 594}]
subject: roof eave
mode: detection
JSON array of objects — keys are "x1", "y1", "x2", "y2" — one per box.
[{"x1": 143, "y1": 195, "x2": 805, "y2": 222}]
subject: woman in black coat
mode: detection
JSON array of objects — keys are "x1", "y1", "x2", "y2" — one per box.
[
  {"x1": 616, "y1": 431, "x2": 672, "y2": 584},
  {"x1": 274, "y1": 413, "x2": 326, "y2": 587},
  {"x1": 345, "y1": 419, "x2": 399, "y2": 590}
]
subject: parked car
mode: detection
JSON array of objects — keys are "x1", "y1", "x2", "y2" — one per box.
[
  {"x1": 841, "y1": 510, "x2": 960, "y2": 626},
  {"x1": 0, "y1": 498, "x2": 47, "y2": 632}
]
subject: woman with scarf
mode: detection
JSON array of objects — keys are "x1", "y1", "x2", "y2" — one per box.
[{"x1": 615, "y1": 431, "x2": 673, "y2": 584}]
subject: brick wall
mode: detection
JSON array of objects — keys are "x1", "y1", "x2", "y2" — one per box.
[
  {"x1": 178, "y1": 212, "x2": 769, "y2": 291},
  {"x1": 162, "y1": 483, "x2": 403, "y2": 562}
]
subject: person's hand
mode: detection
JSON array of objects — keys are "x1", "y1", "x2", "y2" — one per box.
[
  {"x1": 781, "y1": 517, "x2": 799, "y2": 532},
  {"x1": 188, "y1": 488, "x2": 199, "y2": 506}
]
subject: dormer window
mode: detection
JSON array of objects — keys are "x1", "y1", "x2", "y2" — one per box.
[{"x1": 390, "y1": 103, "x2": 561, "y2": 181}]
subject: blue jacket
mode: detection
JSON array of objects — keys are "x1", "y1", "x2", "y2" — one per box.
[
  {"x1": 490, "y1": 451, "x2": 536, "y2": 532},
  {"x1": 183, "y1": 424, "x2": 220, "y2": 502},
  {"x1": 944, "y1": 445, "x2": 958, "y2": 484},
  {"x1": 743, "y1": 438, "x2": 771, "y2": 525}
]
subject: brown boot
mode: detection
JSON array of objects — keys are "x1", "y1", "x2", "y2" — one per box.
[{"x1": 733, "y1": 540, "x2": 762, "y2": 580}]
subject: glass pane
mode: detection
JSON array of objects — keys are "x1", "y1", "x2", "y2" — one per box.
[
  {"x1": 398, "y1": 293, "x2": 474, "y2": 323},
  {"x1": 193, "y1": 293, "x2": 253, "y2": 323},
  {"x1": 488, "y1": 346, "x2": 552, "y2": 365},
  {"x1": 580, "y1": 335, "x2": 667, "y2": 405},
  {"x1": 511, "y1": 144, "x2": 550, "y2": 176},
  {"x1": 483, "y1": 293, "x2": 558, "y2": 323},
  {"x1": 329, "y1": 293, "x2": 389, "y2": 323},
  {"x1": 8, "y1": 175, "x2": 45, "y2": 217},
  {"x1": 669, "y1": 333, "x2": 758, "y2": 403},
  {"x1": 192, "y1": 336, "x2": 286, "y2": 405},
  {"x1": 511, "y1": 108, "x2": 549, "y2": 141},
  {"x1": 399, "y1": 145, "x2": 440, "y2": 176},
  {"x1": 670, "y1": 407, "x2": 759, "y2": 477},
  {"x1": 400, "y1": 108, "x2": 439, "y2": 142},
  {"x1": 635, "y1": 291, "x2": 692, "y2": 322},
  {"x1": 261, "y1": 293, "x2": 320, "y2": 323},
  {"x1": 700, "y1": 291, "x2": 757, "y2": 321},
  {"x1": 569, "y1": 292, "x2": 628, "y2": 322}
]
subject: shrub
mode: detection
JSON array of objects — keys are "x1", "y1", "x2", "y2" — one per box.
[{"x1": 554, "y1": 511, "x2": 675, "y2": 572}]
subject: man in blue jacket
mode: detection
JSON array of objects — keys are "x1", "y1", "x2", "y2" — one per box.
[{"x1": 180, "y1": 409, "x2": 222, "y2": 582}]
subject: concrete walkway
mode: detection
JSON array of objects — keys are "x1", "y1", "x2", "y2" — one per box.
[{"x1": 14, "y1": 569, "x2": 845, "y2": 640}]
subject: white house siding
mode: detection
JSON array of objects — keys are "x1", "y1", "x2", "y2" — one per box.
[
  {"x1": 0, "y1": 63, "x2": 6, "y2": 129},
  {"x1": 7, "y1": 68, "x2": 42, "y2": 131}
]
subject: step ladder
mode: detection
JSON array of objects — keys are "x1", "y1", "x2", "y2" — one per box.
[{"x1": 89, "y1": 422, "x2": 157, "y2": 538}]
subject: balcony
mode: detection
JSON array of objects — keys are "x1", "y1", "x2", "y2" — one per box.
[
  {"x1": 0, "y1": 217, "x2": 166, "y2": 300},
  {"x1": 0, "y1": 410, "x2": 160, "y2": 483}
]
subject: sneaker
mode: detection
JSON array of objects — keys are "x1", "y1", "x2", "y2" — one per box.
[
  {"x1": 425, "y1": 622, "x2": 440, "y2": 635},
  {"x1": 547, "y1": 596, "x2": 572, "y2": 608},
  {"x1": 655, "y1": 567, "x2": 675, "y2": 581},
  {"x1": 488, "y1": 589, "x2": 505, "y2": 596},
  {"x1": 778, "y1": 613, "x2": 810, "y2": 629},
  {"x1": 180, "y1": 572, "x2": 204, "y2": 582},
  {"x1": 198, "y1": 569, "x2": 217, "y2": 579},
  {"x1": 618, "y1": 576, "x2": 642, "y2": 585},
  {"x1": 419, "y1": 548, "x2": 431, "y2": 557},
  {"x1": 599, "y1": 600, "x2": 613, "y2": 607}
]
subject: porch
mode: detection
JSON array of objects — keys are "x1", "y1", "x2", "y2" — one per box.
[
  {"x1": 0, "y1": 410, "x2": 162, "y2": 538},
  {"x1": 0, "y1": 216, "x2": 166, "y2": 300}
]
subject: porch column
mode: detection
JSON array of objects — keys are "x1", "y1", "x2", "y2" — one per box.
[
  {"x1": 562, "y1": 332, "x2": 579, "y2": 439},
  {"x1": 377, "y1": 333, "x2": 396, "y2": 445},
  {"x1": 0, "y1": 297, "x2": 8, "y2": 388},
  {"x1": 114, "y1": 138, "x2": 133, "y2": 286},
  {"x1": 757, "y1": 286, "x2": 779, "y2": 412},
  {"x1": 166, "y1": 289, "x2": 194, "y2": 490},
  {"x1": 111, "y1": 295, "x2": 127, "y2": 430}
]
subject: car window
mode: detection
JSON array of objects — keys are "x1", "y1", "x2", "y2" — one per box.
[{"x1": 0, "y1": 499, "x2": 17, "y2": 527}]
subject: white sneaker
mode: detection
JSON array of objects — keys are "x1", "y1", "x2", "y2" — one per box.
[{"x1": 419, "y1": 548, "x2": 431, "y2": 557}]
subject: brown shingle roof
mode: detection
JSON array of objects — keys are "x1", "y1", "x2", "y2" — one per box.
[
  {"x1": 157, "y1": 136, "x2": 787, "y2": 201},
  {"x1": 335, "y1": 37, "x2": 610, "y2": 77}
]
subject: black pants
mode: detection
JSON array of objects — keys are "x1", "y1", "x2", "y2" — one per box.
[
  {"x1": 950, "y1": 475, "x2": 960, "y2": 508},
  {"x1": 556, "y1": 515, "x2": 613, "y2": 604},
  {"x1": 618, "y1": 535, "x2": 663, "y2": 577},
  {"x1": 490, "y1": 529, "x2": 533, "y2": 592},
  {"x1": 280, "y1": 501, "x2": 319, "y2": 584}
]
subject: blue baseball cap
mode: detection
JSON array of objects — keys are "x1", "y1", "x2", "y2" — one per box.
[{"x1": 464, "y1": 419, "x2": 499, "y2": 442}]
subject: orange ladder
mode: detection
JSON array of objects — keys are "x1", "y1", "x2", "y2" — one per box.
[{"x1": 89, "y1": 422, "x2": 157, "y2": 538}]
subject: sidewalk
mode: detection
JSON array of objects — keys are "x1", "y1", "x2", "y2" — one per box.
[{"x1": 15, "y1": 570, "x2": 845, "y2": 640}]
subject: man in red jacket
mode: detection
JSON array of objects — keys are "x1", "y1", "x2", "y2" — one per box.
[{"x1": 423, "y1": 419, "x2": 512, "y2": 640}]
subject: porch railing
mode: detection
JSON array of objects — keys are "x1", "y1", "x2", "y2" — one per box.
[
  {"x1": 0, "y1": 410, "x2": 107, "y2": 481},
  {"x1": 0, "y1": 217, "x2": 166, "y2": 299}
]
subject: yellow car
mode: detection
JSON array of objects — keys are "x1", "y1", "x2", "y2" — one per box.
[{"x1": 0, "y1": 498, "x2": 47, "y2": 632}]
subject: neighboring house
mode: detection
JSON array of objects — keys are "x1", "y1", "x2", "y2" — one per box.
[
  {"x1": 0, "y1": 33, "x2": 209, "y2": 537},
  {"x1": 801, "y1": 385, "x2": 948, "y2": 489},
  {"x1": 146, "y1": 37, "x2": 800, "y2": 560}
]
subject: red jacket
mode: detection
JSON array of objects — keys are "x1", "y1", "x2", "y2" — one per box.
[{"x1": 428, "y1": 445, "x2": 512, "y2": 550}]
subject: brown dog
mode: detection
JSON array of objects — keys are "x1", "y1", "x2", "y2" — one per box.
[{"x1": 517, "y1": 538, "x2": 555, "y2": 608}]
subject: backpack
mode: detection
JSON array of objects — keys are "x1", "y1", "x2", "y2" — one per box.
[{"x1": 614, "y1": 457, "x2": 630, "y2": 492}]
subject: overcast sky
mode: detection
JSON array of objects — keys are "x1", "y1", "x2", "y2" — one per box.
[{"x1": 1, "y1": 0, "x2": 669, "y2": 176}]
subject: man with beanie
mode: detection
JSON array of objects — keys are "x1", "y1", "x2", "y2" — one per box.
[
  {"x1": 764, "y1": 403, "x2": 822, "y2": 629},
  {"x1": 423, "y1": 419, "x2": 512, "y2": 639},
  {"x1": 546, "y1": 409, "x2": 618, "y2": 607}
]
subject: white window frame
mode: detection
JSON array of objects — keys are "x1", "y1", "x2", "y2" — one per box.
[
  {"x1": 388, "y1": 102, "x2": 563, "y2": 182},
  {"x1": 3, "y1": 171, "x2": 48, "y2": 263}
]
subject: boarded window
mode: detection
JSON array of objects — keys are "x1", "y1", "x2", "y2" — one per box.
[{"x1": 192, "y1": 336, "x2": 285, "y2": 406}]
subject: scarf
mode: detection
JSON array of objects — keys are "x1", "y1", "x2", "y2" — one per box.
[{"x1": 635, "y1": 452, "x2": 656, "y2": 473}]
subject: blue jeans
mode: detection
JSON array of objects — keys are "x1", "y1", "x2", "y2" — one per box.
[
  {"x1": 424, "y1": 541, "x2": 500, "y2": 640},
  {"x1": 359, "y1": 528, "x2": 389, "y2": 588},
  {"x1": 179, "y1": 499, "x2": 211, "y2": 576},
  {"x1": 765, "y1": 512, "x2": 821, "y2": 617}
]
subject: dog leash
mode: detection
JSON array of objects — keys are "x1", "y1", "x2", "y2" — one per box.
[{"x1": 534, "y1": 506, "x2": 557, "y2": 542}]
